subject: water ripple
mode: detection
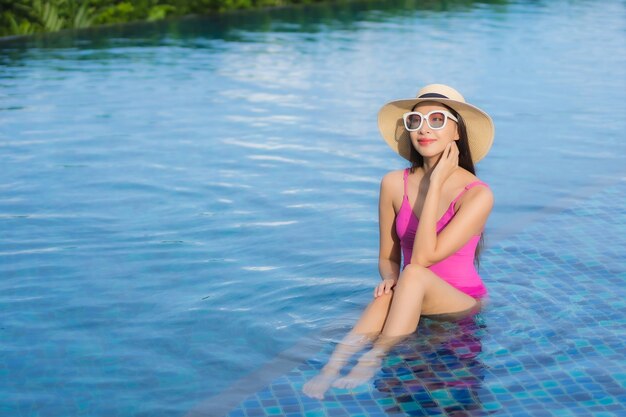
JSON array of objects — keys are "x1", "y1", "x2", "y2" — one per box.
[{"x1": 1, "y1": 0, "x2": 625, "y2": 415}]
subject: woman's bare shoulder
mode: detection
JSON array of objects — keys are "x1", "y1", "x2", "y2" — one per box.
[
  {"x1": 452, "y1": 168, "x2": 492, "y2": 201},
  {"x1": 380, "y1": 169, "x2": 406, "y2": 190},
  {"x1": 454, "y1": 168, "x2": 488, "y2": 187},
  {"x1": 454, "y1": 169, "x2": 493, "y2": 208},
  {"x1": 379, "y1": 169, "x2": 407, "y2": 204}
]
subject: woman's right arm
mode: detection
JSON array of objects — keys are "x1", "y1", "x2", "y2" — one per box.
[{"x1": 376, "y1": 172, "x2": 402, "y2": 296}]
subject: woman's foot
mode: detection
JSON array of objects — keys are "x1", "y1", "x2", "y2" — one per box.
[
  {"x1": 302, "y1": 370, "x2": 339, "y2": 400},
  {"x1": 332, "y1": 355, "x2": 382, "y2": 389},
  {"x1": 302, "y1": 332, "x2": 380, "y2": 398}
]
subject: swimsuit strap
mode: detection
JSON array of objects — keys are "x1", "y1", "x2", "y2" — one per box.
[
  {"x1": 403, "y1": 168, "x2": 410, "y2": 199},
  {"x1": 450, "y1": 181, "x2": 489, "y2": 208}
]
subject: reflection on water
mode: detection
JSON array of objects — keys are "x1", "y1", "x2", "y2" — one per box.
[{"x1": 375, "y1": 316, "x2": 487, "y2": 415}]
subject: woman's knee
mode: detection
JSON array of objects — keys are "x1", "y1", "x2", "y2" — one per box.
[
  {"x1": 372, "y1": 290, "x2": 394, "y2": 305},
  {"x1": 397, "y1": 264, "x2": 432, "y2": 290}
]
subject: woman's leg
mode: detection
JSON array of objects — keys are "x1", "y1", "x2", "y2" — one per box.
[
  {"x1": 333, "y1": 264, "x2": 479, "y2": 388},
  {"x1": 382, "y1": 263, "x2": 478, "y2": 337},
  {"x1": 302, "y1": 291, "x2": 395, "y2": 399}
]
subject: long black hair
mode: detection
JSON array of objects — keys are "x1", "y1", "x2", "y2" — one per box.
[{"x1": 408, "y1": 103, "x2": 484, "y2": 268}]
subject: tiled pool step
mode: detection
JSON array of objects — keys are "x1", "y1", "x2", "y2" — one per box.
[{"x1": 195, "y1": 179, "x2": 626, "y2": 417}]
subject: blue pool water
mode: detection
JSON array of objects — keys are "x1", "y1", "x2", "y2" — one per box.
[
  {"x1": 0, "y1": 0, "x2": 625, "y2": 416},
  {"x1": 215, "y1": 180, "x2": 626, "y2": 417}
]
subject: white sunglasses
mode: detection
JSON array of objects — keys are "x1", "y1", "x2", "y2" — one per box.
[{"x1": 402, "y1": 110, "x2": 458, "y2": 131}]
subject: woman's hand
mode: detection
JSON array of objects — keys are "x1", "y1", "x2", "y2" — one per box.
[
  {"x1": 374, "y1": 278, "x2": 396, "y2": 298},
  {"x1": 430, "y1": 141, "x2": 459, "y2": 186}
]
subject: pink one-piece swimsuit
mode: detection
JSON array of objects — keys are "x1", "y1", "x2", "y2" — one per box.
[{"x1": 395, "y1": 168, "x2": 488, "y2": 298}]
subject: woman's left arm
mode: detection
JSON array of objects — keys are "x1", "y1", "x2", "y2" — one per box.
[{"x1": 411, "y1": 143, "x2": 494, "y2": 267}]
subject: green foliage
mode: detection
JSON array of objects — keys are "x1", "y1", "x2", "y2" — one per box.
[
  {"x1": 67, "y1": 0, "x2": 97, "y2": 28},
  {"x1": 29, "y1": 0, "x2": 66, "y2": 31},
  {"x1": 4, "y1": 13, "x2": 37, "y2": 35},
  {"x1": 147, "y1": 4, "x2": 177, "y2": 21},
  {"x1": 0, "y1": 0, "x2": 100, "y2": 36},
  {"x1": 91, "y1": 1, "x2": 135, "y2": 24},
  {"x1": 0, "y1": 0, "x2": 321, "y2": 37}
]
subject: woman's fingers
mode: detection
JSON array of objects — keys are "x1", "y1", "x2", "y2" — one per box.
[
  {"x1": 448, "y1": 143, "x2": 456, "y2": 161},
  {"x1": 374, "y1": 280, "x2": 395, "y2": 298},
  {"x1": 379, "y1": 284, "x2": 385, "y2": 296},
  {"x1": 374, "y1": 282, "x2": 383, "y2": 297},
  {"x1": 444, "y1": 142, "x2": 452, "y2": 157},
  {"x1": 440, "y1": 142, "x2": 453, "y2": 163}
]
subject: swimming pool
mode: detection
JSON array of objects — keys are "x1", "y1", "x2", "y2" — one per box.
[
  {"x1": 0, "y1": 0, "x2": 624, "y2": 416},
  {"x1": 208, "y1": 180, "x2": 626, "y2": 416}
]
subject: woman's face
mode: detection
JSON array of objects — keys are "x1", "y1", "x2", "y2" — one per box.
[{"x1": 408, "y1": 102, "x2": 459, "y2": 159}]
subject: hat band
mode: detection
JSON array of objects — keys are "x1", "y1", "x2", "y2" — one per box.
[{"x1": 418, "y1": 93, "x2": 449, "y2": 99}]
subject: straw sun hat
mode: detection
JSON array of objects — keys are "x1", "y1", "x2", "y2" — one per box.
[{"x1": 377, "y1": 84, "x2": 494, "y2": 163}]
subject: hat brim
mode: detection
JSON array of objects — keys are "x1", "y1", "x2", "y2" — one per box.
[{"x1": 378, "y1": 98, "x2": 494, "y2": 163}]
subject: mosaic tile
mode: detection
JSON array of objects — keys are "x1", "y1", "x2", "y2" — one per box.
[{"x1": 224, "y1": 182, "x2": 626, "y2": 416}]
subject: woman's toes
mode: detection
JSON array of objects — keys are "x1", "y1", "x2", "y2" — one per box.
[
  {"x1": 331, "y1": 377, "x2": 346, "y2": 389},
  {"x1": 303, "y1": 377, "x2": 328, "y2": 399}
]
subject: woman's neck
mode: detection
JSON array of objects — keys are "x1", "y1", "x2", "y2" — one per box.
[{"x1": 421, "y1": 154, "x2": 442, "y2": 175}]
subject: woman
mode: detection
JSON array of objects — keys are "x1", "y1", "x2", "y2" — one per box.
[{"x1": 303, "y1": 84, "x2": 495, "y2": 400}]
